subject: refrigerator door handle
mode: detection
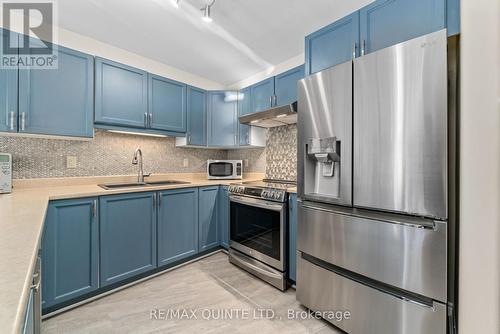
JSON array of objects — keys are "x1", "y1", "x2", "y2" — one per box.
[{"x1": 300, "y1": 201, "x2": 439, "y2": 230}]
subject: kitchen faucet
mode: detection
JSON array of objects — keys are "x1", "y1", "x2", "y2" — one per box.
[{"x1": 132, "y1": 147, "x2": 150, "y2": 183}]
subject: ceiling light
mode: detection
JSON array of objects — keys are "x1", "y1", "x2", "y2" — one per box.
[
  {"x1": 170, "y1": 0, "x2": 180, "y2": 8},
  {"x1": 201, "y1": 0, "x2": 215, "y2": 23}
]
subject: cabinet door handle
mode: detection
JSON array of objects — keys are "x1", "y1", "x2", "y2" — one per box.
[
  {"x1": 246, "y1": 132, "x2": 249, "y2": 144},
  {"x1": 352, "y1": 42, "x2": 357, "y2": 59},
  {"x1": 361, "y1": 39, "x2": 366, "y2": 56},
  {"x1": 144, "y1": 112, "x2": 148, "y2": 128},
  {"x1": 269, "y1": 95, "x2": 273, "y2": 107},
  {"x1": 158, "y1": 194, "x2": 162, "y2": 207},
  {"x1": 9, "y1": 111, "x2": 15, "y2": 131},
  {"x1": 187, "y1": 133, "x2": 191, "y2": 144},
  {"x1": 153, "y1": 193, "x2": 157, "y2": 208},
  {"x1": 20, "y1": 112, "x2": 26, "y2": 131},
  {"x1": 148, "y1": 113, "x2": 153, "y2": 128},
  {"x1": 92, "y1": 200, "x2": 97, "y2": 217}
]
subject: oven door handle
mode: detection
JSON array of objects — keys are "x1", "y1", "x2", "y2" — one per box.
[{"x1": 229, "y1": 195, "x2": 284, "y2": 212}]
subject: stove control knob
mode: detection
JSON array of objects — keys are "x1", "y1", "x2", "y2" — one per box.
[{"x1": 262, "y1": 190, "x2": 268, "y2": 198}]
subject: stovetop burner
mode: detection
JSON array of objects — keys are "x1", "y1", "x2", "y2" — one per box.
[
  {"x1": 241, "y1": 179, "x2": 296, "y2": 190},
  {"x1": 228, "y1": 179, "x2": 296, "y2": 202}
]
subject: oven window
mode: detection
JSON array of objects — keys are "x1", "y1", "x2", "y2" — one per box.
[
  {"x1": 230, "y1": 201, "x2": 281, "y2": 261},
  {"x1": 209, "y1": 163, "x2": 233, "y2": 177}
]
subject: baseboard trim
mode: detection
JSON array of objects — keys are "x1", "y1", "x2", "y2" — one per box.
[{"x1": 42, "y1": 249, "x2": 225, "y2": 319}]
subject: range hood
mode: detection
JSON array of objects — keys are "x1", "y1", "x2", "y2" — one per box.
[{"x1": 239, "y1": 102, "x2": 297, "y2": 128}]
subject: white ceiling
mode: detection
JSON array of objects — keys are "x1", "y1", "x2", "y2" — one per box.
[{"x1": 58, "y1": 0, "x2": 372, "y2": 86}]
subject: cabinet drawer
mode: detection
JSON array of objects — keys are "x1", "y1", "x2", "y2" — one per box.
[
  {"x1": 296, "y1": 255, "x2": 447, "y2": 334},
  {"x1": 297, "y1": 201, "x2": 447, "y2": 301}
]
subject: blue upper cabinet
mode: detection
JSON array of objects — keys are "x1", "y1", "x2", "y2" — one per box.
[
  {"x1": 250, "y1": 77, "x2": 275, "y2": 113},
  {"x1": 199, "y1": 186, "x2": 219, "y2": 251},
  {"x1": 148, "y1": 74, "x2": 187, "y2": 133},
  {"x1": 207, "y1": 91, "x2": 237, "y2": 147},
  {"x1": 187, "y1": 86, "x2": 207, "y2": 146},
  {"x1": 0, "y1": 29, "x2": 18, "y2": 133},
  {"x1": 274, "y1": 65, "x2": 304, "y2": 107},
  {"x1": 99, "y1": 192, "x2": 157, "y2": 287},
  {"x1": 95, "y1": 57, "x2": 148, "y2": 128},
  {"x1": 305, "y1": 12, "x2": 359, "y2": 75},
  {"x1": 218, "y1": 186, "x2": 229, "y2": 249},
  {"x1": 360, "y1": 0, "x2": 446, "y2": 54},
  {"x1": 42, "y1": 198, "x2": 99, "y2": 309},
  {"x1": 238, "y1": 87, "x2": 251, "y2": 146},
  {"x1": 157, "y1": 188, "x2": 199, "y2": 266},
  {"x1": 18, "y1": 45, "x2": 94, "y2": 137},
  {"x1": 446, "y1": 0, "x2": 460, "y2": 36}
]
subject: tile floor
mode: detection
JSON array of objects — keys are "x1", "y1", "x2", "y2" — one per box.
[{"x1": 42, "y1": 252, "x2": 342, "y2": 334}]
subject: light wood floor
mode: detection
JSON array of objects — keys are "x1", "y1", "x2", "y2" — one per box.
[{"x1": 42, "y1": 252, "x2": 342, "y2": 334}]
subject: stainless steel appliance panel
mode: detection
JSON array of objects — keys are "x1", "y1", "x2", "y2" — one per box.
[
  {"x1": 229, "y1": 195, "x2": 285, "y2": 271},
  {"x1": 297, "y1": 201, "x2": 447, "y2": 302},
  {"x1": 229, "y1": 248, "x2": 287, "y2": 290},
  {"x1": 296, "y1": 255, "x2": 447, "y2": 334},
  {"x1": 297, "y1": 62, "x2": 352, "y2": 206},
  {"x1": 354, "y1": 29, "x2": 448, "y2": 219}
]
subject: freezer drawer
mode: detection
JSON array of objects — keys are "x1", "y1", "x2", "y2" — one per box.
[
  {"x1": 353, "y1": 29, "x2": 448, "y2": 219},
  {"x1": 296, "y1": 254, "x2": 447, "y2": 334},
  {"x1": 297, "y1": 201, "x2": 447, "y2": 302}
]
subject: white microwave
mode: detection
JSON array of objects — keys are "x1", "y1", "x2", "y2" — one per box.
[
  {"x1": 207, "y1": 160, "x2": 242, "y2": 180},
  {"x1": 0, "y1": 153, "x2": 12, "y2": 194}
]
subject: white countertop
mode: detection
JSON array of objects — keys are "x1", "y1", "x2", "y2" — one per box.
[{"x1": 0, "y1": 173, "x2": 263, "y2": 334}]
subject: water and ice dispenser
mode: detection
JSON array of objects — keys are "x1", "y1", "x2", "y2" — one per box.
[{"x1": 304, "y1": 136, "x2": 342, "y2": 200}]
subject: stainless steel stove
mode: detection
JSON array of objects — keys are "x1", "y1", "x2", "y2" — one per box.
[{"x1": 228, "y1": 179, "x2": 296, "y2": 290}]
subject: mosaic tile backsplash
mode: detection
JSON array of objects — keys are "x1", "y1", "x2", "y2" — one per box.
[
  {"x1": 264, "y1": 124, "x2": 297, "y2": 181},
  {"x1": 229, "y1": 124, "x2": 297, "y2": 181},
  {"x1": 0, "y1": 130, "x2": 226, "y2": 179},
  {"x1": 0, "y1": 125, "x2": 298, "y2": 180}
]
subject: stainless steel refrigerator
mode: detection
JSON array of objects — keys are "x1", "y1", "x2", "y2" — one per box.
[{"x1": 296, "y1": 29, "x2": 458, "y2": 334}]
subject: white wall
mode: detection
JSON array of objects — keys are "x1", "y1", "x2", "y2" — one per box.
[
  {"x1": 227, "y1": 53, "x2": 305, "y2": 90},
  {"x1": 1, "y1": 17, "x2": 225, "y2": 90},
  {"x1": 459, "y1": 0, "x2": 500, "y2": 333}
]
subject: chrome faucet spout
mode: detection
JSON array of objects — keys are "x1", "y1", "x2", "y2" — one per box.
[{"x1": 132, "y1": 147, "x2": 145, "y2": 183}]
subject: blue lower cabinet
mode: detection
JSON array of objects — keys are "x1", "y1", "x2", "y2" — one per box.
[
  {"x1": 157, "y1": 188, "x2": 199, "y2": 266},
  {"x1": 288, "y1": 193, "x2": 297, "y2": 282},
  {"x1": 99, "y1": 192, "x2": 157, "y2": 287},
  {"x1": 199, "y1": 186, "x2": 219, "y2": 251},
  {"x1": 42, "y1": 198, "x2": 99, "y2": 309},
  {"x1": 218, "y1": 186, "x2": 229, "y2": 249},
  {"x1": 305, "y1": 12, "x2": 359, "y2": 75}
]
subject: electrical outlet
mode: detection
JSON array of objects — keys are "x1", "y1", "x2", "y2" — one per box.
[
  {"x1": 66, "y1": 156, "x2": 77, "y2": 169},
  {"x1": 183, "y1": 158, "x2": 189, "y2": 168},
  {"x1": 244, "y1": 159, "x2": 249, "y2": 168}
]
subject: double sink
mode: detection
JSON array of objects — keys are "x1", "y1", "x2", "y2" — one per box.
[{"x1": 98, "y1": 180, "x2": 190, "y2": 190}]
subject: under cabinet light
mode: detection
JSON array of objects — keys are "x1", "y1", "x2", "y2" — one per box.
[{"x1": 107, "y1": 130, "x2": 168, "y2": 138}]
